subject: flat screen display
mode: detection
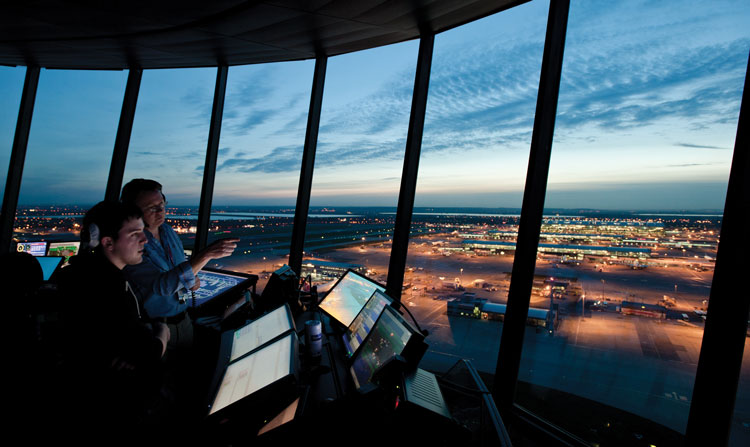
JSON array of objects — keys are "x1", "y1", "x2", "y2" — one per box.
[
  {"x1": 350, "y1": 306, "x2": 414, "y2": 390},
  {"x1": 47, "y1": 241, "x2": 80, "y2": 259},
  {"x1": 192, "y1": 270, "x2": 248, "y2": 307},
  {"x1": 209, "y1": 334, "x2": 293, "y2": 415},
  {"x1": 342, "y1": 290, "x2": 392, "y2": 358},
  {"x1": 37, "y1": 256, "x2": 63, "y2": 281},
  {"x1": 319, "y1": 270, "x2": 385, "y2": 327},
  {"x1": 230, "y1": 305, "x2": 294, "y2": 362},
  {"x1": 17, "y1": 241, "x2": 48, "y2": 257}
]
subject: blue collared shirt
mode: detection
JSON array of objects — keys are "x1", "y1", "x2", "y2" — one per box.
[{"x1": 123, "y1": 223, "x2": 195, "y2": 318}]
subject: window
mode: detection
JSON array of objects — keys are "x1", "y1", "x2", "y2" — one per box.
[
  {"x1": 407, "y1": 0, "x2": 548, "y2": 377},
  {"x1": 732, "y1": 336, "x2": 750, "y2": 445},
  {"x1": 207, "y1": 60, "x2": 314, "y2": 291},
  {"x1": 516, "y1": 1, "x2": 750, "y2": 445},
  {"x1": 0, "y1": 66, "x2": 25, "y2": 203},
  {"x1": 123, "y1": 68, "x2": 215, "y2": 252},
  {"x1": 302, "y1": 41, "x2": 418, "y2": 286},
  {"x1": 14, "y1": 69, "x2": 127, "y2": 247}
]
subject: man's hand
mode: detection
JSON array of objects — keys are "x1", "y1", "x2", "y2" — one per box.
[
  {"x1": 190, "y1": 238, "x2": 240, "y2": 274},
  {"x1": 201, "y1": 238, "x2": 239, "y2": 260},
  {"x1": 190, "y1": 276, "x2": 201, "y2": 291}
]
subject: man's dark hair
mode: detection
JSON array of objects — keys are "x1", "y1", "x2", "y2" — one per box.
[
  {"x1": 81, "y1": 201, "x2": 143, "y2": 246},
  {"x1": 120, "y1": 178, "x2": 164, "y2": 206}
]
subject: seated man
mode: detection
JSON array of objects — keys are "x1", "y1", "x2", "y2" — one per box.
[
  {"x1": 57, "y1": 200, "x2": 170, "y2": 434},
  {"x1": 120, "y1": 179, "x2": 238, "y2": 348}
]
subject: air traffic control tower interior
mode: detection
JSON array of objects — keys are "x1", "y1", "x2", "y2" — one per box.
[{"x1": 1, "y1": 1, "x2": 749, "y2": 446}]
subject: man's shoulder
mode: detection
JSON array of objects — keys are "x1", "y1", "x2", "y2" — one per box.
[
  {"x1": 159, "y1": 222, "x2": 179, "y2": 236},
  {"x1": 60, "y1": 253, "x2": 100, "y2": 280},
  {"x1": 58, "y1": 254, "x2": 121, "y2": 297}
]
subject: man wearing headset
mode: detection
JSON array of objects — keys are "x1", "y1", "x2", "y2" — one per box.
[{"x1": 57, "y1": 201, "x2": 171, "y2": 436}]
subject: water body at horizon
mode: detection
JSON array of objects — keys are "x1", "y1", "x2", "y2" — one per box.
[
  {"x1": 16, "y1": 209, "x2": 724, "y2": 220},
  {"x1": 15, "y1": 212, "x2": 358, "y2": 220}
]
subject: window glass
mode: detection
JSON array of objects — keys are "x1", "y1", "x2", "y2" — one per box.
[
  {"x1": 302, "y1": 41, "x2": 418, "y2": 286},
  {"x1": 0, "y1": 66, "x2": 25, "y2": 203},
  {"x1": 517, "y1": 1, "x2": 750, "y2": 445},
  {"x1": 207, "y1": 60, "x2": 314, "y2": 291},
  {"x1": 123, "y1": 68, "x2": 215, "y2": 252},
  {"x1": 14, "y1": 69, "x2": 127, "y2": 248},
  {"x1": 407, "y1": 0, "x2": 548, "y2": 377},
  {"x1": 732, "y1": 335, "x2": 750, "y2": 446}
]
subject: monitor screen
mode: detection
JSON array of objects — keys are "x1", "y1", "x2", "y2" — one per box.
[
  {"x1": 192, "y1": 269, "x2": 248, "y2": 307},
  {"x1": 343, "y1": 290, "x2": 392, "y2": 358},
  {"x1": 230, "y1": 305, "x2": 294, "y2": 362},
  {"x1": 37, "y1": 256, "x2": 63, "y2": 281},
  {"x1": 17, "y1": 241, "x2": 48, "y2": 257},
  {"x1": 209, "y1": 333, "x2": 293, "y2": 416},
  {"x1": 319, "y1": 270, "x2": 385, "y2": 327},
  {"x1": 47, "y1": 241, "x2": 80, "y2": 259},
  {"x1": 350, "y1": 306, "x2": 414, "y2": 390}
]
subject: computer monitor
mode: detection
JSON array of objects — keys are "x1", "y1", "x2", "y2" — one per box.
[
  {"x1": 47, "y1": 241, "x2": 80, "y2": 259},
  {"x1": 218, "y1": 303, "x2": 296, "y2": 363},
  {"x1": 342, "y1": 289, "x2": 392, "y2": 359},
  {"x1": 192, "y1": 268, "x2": 255, "y2": 308},
  {"x1": 258, "y1": 265, "x2": 300, "y2": 315},
  {"x1": 208, "y1": 332, "x2": 298, "y2": 417},
  {"x1": 16, "y1": 241, "x2": 48, "y2": 257},
  {"x1": 318, "y1": 269, "x2": 385, "y2": 328},
  {"x1": 36, "y1": 256, "x2": 64, "y2": 281},
  {"x1": 350, "y1": 305, "x2": 426, "y2": 391}
]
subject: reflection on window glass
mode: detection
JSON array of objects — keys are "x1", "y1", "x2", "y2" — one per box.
[
  {"x1": 407, "y1": 0, "x2": 548, "y2": 377},
  {"x1": 0, "y1": 66, "x2": 25, "y2": 203},
  {"x1": 13, "y1": 69, "x2": 127, "y2": 249},
  {"x1": 303, "y1": 41, "x2": 418, "y2": 287},
  {"x1": 516, "y1": 1, "x2": 750, "y2": 445},
  {"x1": 207, "y1": 60, "x2": 314, "y2": 292},
  {"x1": 731, "y1": 336, "x2": 750, "y2": 446},
  {"x1": 123, "y1": 68, "x2": 215, "y2": 252}
]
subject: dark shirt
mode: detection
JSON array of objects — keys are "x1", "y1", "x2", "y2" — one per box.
[{"x1": 57, "y1": 251, "x2": 164, "y2": 426}]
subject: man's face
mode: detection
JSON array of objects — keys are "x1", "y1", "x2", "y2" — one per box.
[
  {"x1": 107, "y1": 217, "x2": 148, "y2": 269},
  {"x1": 135, "y1": 189, "x2": 166, "y2": 230}
]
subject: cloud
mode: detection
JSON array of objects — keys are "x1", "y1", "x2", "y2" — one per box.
[
  {"x1": 176, "y1": 2, "x2": 750, "y2": 197},
  {"x1": 222, "y1": 66, "x2": 311, "y2": 135},
  {"x1": 213, "y1": 5, "x2": 746, "y2": 175},
  {"x1": 132, "y1": 151, "x2": 160, "y2": 156},
  {"x1": 217, "y1": 145, "x2": 303, "y2": 173},
  {"x1": 675, "y1": 143, "x2": 727, "y2": 150},
  {"x1": 273, "y1": 110, "x2": 309, "y2": 136},
  {"x1": 318, "y1": 72, "x2": 415, "y2": 137},
  {"x1": 664, "y1": 162, "x2": 719, "y2": 168},
  {"x1": 555, "y1": 38, "x2": 749, "y2": 133},
  {"x1": 310, "y1": 37, "x2": 546, "y2": 165}
]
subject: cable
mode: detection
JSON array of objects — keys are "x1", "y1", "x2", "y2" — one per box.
[{"x1": 397, "y1": 299, "x2": 428, "y2": 337}]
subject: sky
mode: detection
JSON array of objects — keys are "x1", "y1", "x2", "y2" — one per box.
[{"x1": 1, "y1": 0, "x2": 749, "y2": 210}]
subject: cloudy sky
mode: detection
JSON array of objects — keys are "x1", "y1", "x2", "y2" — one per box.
[{"x1": 1, "y1": 0, "x2": 748, "y2": 211}]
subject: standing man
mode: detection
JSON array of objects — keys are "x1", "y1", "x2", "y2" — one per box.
[
  {"x1": 120, "y1": 179, "x2": 238, "y2": 348},
  {"x1": 120, "y1": 179, "x2": 238, "y2": 420}
]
